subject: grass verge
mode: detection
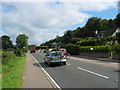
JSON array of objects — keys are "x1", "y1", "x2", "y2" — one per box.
[{"x1": 2, "y1": 56, "x2": 26, "y2": 88}]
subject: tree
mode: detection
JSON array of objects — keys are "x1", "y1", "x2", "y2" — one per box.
[
  {"x1": 115, "y1": 14, "x2": 120, "y2": 28},
  {"x1": 2, "y1": 35, "x2": 13, "y2": 50},
  {"x1": 73, "y1": 27, "x2": 86, "y2": 38},
  {"x1": 16, "y1": 34, "x2": 28, "y2": 52},
  {"x1": 116, "y1": 33, "x2": 120, "y2": 44},
  {"x1": 63, "y1": 30, "x2": 73, "y2": 44},
  {"x1": 85, "y1": 17, "x2": 102, "y2": 37}
]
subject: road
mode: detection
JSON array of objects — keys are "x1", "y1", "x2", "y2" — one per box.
[{"x1": 32, "y1": 52, "x2": 119, "y2": 88}]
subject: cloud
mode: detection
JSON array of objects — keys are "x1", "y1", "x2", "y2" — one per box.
[{"x1": 1, "y1": 1, "x2": 118, "y2": 45}]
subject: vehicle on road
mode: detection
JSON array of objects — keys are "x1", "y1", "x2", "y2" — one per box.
[
  {"x1": 29, "y1": 45, "x2": 36, "y2": 53},
  {"x1": 58, "y1": 48, "x2": 66, "y2": 51},
  {"x1": 61, "y1": 51, "x2": 70, "y2": 59},
  {"x1": 44, "y1": 51, "x2": 66, "y2": 66}
]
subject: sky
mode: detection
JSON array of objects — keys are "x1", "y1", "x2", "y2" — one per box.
[{"x1": 1, "y1": 0, "x2": 119, "y2": 45}]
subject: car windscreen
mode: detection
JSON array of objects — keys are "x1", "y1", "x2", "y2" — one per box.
[{"x1": 51, "y1": 53, "x2": 59, "y2": 56}]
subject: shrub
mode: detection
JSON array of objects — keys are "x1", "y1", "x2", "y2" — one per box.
[
  {"x1": 114, "y1": 44, "x2": 120, "y2": 53},
  {"x1": 76, "y1": 39, "x2": 96, "y2": 46},
  {"x1": 80, "y1": 46, "x2": 93, "y2": 52},
  {"x1": 2, "y1": 52, "x2": 16, "y2": 64},
  {"x1": 65, "y1": 43, "x2": 80, "y2": 55},
  {"x1": 14, "y1": 48, "x2": 24, "y2": 57},
  {"x1": 80, "y1": 45, "x2": 112, "y2": 53},
  {"x1": 6, "y1": 48, "x2": 15, "y2": 51},
  {"x1": 94, "y1": 45, "x2": 112, "y2": 52}
]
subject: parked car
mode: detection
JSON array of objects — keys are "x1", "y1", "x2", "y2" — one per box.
[{"x1": 44, "y1": 51, "x2": 66, "y2": 66}]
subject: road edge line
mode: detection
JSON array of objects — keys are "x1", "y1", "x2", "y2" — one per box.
[{"x1": 30, "y1": 53, "x2": 62, "y2": 90}]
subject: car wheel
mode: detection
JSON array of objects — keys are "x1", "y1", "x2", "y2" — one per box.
[
  {"x1": 63, "y1": 62, "x2": 66, "y2": 65},
  {"x1": 48, "y1": 62, "x2": 51, "y2": 67}
]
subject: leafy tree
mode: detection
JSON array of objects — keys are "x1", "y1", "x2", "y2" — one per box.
[
  {"x1": 73, "y1": 27, "x2": 86, "y2": 38},
  {"x1": 84, "y1": 17, "x2": 102, "y2": 37},
  {"x1": 1, "y1": 35, "x2": 13, "y2": 50},
  {"x1": 116, "y1": 33, "x2": 120, "y2": 44},
  {"x1": 16, "y1": 34, "x2": 28, "y2": 52},
  {"x1": 63, "y1": 30, "x2": 73, "y2": 44},
  {"x1": 115, "y1": 14, "x2": 120, "y2": 28}
]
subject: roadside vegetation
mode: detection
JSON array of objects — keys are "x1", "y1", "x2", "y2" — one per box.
[
  {"x1": 0, "y1": 34, "x2": 29, "y2": 88},
  {"x1": 2, "y1": 53, "x2": 25, "y2": 88},
  {"x1": 40, "y1": 14, "x2": 120, "y2": 59}
]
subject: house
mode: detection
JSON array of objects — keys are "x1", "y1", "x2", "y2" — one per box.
[
  {"x1": 112, "y1": 28, "x2": 120, "y2": 36},
  {"x1": 97, "y1": 27, "x2": 118, "y2": 38}
]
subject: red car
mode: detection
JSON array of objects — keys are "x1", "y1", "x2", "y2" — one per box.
[{"x1": 60, "y1": 51, "x2": 70, "y2": 59}]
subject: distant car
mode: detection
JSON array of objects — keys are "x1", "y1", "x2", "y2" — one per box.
[
  {"x1": 44, "y1": 51, "x2": 66, "y2": 66},
  {"x1": 61, "y1": 51, "x2": 70, "y2": 59},
  {"x1": 58, "y1": 50, "x2": 70, "y2": 59},
  {"x1": 58, "y1": 48, "x2": 66, "y2": 52}
]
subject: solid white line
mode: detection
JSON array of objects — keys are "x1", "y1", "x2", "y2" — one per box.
[
  {"x1": 31, "y1": 54, "x2": 62, "y2": 90},
  {"x1": 77, "y1": 67, "x2": 109, "y2": 79}
]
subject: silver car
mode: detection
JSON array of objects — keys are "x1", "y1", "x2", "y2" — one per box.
[{"x1": 44, "y1": 51, "x2": 66, "y2": 66}]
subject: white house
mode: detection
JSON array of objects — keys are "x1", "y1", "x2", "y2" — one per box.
[{"x1": 112, "y1": 28, "x2": 120, "y2": 36}]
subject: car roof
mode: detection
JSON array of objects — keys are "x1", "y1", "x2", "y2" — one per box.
[{"x1": 49, "y1": 51, "x2": 60, "y2": 53}]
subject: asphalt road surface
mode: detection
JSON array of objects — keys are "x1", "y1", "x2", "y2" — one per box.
[{"x1": 32, "y1": 52, "x2": 119, "y2": 88}]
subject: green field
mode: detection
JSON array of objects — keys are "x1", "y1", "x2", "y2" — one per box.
[{"x1": 2, "y1": 56, "x2": 26, "y2": 88}]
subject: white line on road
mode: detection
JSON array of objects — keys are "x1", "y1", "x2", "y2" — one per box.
[
  {"x1": 66, "y1": 63, "x2": 70, "y2": 65},
  {"x1": 31, "y1": 54, "x2": 62, "y2": 90},
  {"x1": 77, "y1": 67, "x2": 109, "y2": 79}
]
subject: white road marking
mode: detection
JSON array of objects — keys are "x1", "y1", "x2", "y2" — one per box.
[
  {"x1": 66, "y1": 63, "x2": 70, "y2": 65},
  {"x1": 77, "y1": 67, "x2": 109, "y2": 79},
  {"x1": 31, "y1": 54, "x2": 62, "y2": 90}
]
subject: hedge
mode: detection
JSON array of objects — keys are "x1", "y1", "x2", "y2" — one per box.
[
  {"x1": 76, "y1": 39, "x2": 96, "y2": 46},
  {"x1": 65, "y1": 43, "x2": 80, "y2": 55},
  {"x1": 76, "y1": 36, "x2": 117, "y2": 46},
  {"x1": 80, "y1": 45, "x2": 112, "y2": 52},
  {"x1": 114, "y1": 44, "x2": 120, "y2": 53}
]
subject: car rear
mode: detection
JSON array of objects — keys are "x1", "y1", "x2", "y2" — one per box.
[{"x1": 47, "y1": 51, "x2": 66, "y2": 66}]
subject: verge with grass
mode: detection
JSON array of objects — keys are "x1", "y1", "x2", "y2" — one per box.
[{"x1": 2, "y1": 56, "x2": 26, "y2": 88}]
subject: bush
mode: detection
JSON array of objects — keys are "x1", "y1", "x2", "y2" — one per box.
[
  {"x1": 6, "y1": 48, "x2": 15, "y2": 51},
  {"x1": 76, "y1": 39, "x2": 96, "y2": 46},
  {"x1": 80, "y1": 46, "x2": 93, "y2": 52},
  {"x1": 65, "y1": 43, "x2": 80, "y2": 55},
  {"x1": 114, "y1": 44, "x2": 120, "y2": 53},
  {"x1": 80, "y1": 45, "x2": 112, "y2": 53},
  {"x1": 94, "y1": 45, "x2": 112, "y2": 52},
  {"x1": 14, "y1": 48, "x2": 24, "y2": 57},
  {"x1": 2, "y1": 52, "x2": 16, "y2": 64}
]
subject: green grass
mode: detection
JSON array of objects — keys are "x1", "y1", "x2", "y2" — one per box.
[{"x1": 2, "y1": 56, "x2": 26, "y2": 88}]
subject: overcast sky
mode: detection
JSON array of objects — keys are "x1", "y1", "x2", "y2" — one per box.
[{"x1": 1, "y1": 0, "x2": 119, "y2": 45}]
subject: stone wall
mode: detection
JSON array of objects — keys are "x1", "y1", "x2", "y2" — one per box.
[
  {"x1": 79, "y1": 52, "x2": 110, "y2": 58},
  {"x1": 112, "y1": 53, "x2": 120, "y2": 60}
]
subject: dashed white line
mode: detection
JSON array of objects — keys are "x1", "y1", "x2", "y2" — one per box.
[
  {"x1": 77, "y1": 67, "x2": 109, "y2": 79},
  {"x1": 66, "y1": 63, "x2": 70, "y2": 65}
]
